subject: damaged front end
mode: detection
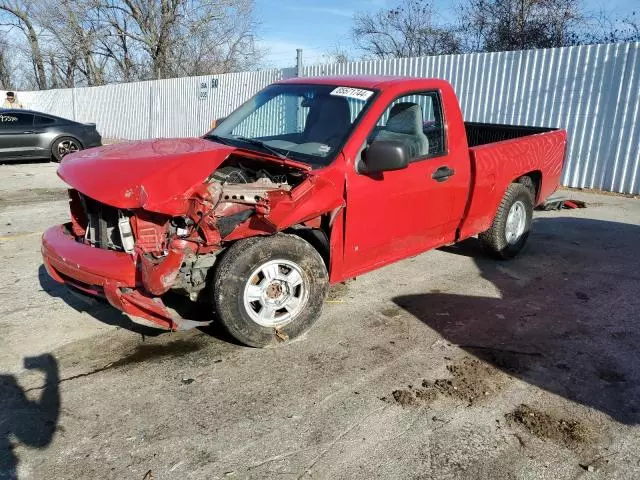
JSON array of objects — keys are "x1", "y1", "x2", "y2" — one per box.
[{"x1": 48, "y1": 153, "x2": 344, "y2": 331}]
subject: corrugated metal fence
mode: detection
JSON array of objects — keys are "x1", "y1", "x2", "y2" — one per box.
[
  {"x1": 3, "y1": 42, "x2": 639, "y2": 193},
  {"x1": 305, "y1": 43, "x2": 640, "y2": 194}
]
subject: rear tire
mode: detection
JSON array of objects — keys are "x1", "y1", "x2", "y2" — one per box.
[
  {"x1": 212, "y1": 233, "x2": 329, "y2": 348},
  {"x1": 52, "y1": 136, "x2": 82, "y2": 162},
  {"x1": 479, "y1": 183, "x2": 534, "y2": 259}
]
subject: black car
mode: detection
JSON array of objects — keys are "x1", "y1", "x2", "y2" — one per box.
[{"x1": 0, "y1": 109, "x2": 102, "y2": 162}]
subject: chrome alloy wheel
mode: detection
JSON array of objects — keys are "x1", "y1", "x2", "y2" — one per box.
[
  {"x1": 505, "y1": 200, "x2": 527, "y2": 245},
  {"x1": 242, "y1": 259, "x2": 308, "y2": 327},
  {"x1": 58, "y1": 139, "x2": 80, "y2": 157}
]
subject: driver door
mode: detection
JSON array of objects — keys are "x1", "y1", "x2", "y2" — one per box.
[
  {"x1": 0, "y1": 112, "x2": 38, "y2": 160},
  {"x1": 342, "y1": 91, "x2": 465, "y2": 276}
]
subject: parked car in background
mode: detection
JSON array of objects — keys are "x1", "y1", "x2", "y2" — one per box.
[{"x1": 0, "y1": 109, "x2": 102, "y2": 162}]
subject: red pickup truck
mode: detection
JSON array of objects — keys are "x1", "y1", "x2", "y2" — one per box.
[{"x1": 42, "y1": 76, "x2": 566, "y2": 347}]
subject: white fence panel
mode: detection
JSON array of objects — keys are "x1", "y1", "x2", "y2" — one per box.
[
  {"x1": 304, "y1": 42, "x2": 640, "y2": 194},
  {"x1": 7, "y1": 42, "x2": 639, "y2": 193}
]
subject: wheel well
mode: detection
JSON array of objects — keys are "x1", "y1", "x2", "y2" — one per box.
[
  {"x1": 517, "y1": 171, "x2": 541, "y2": 203},
  {"x1": 285, "y1": 226, "x2": 330, "y2": 270}
]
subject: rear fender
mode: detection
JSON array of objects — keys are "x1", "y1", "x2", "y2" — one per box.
[{"x1": 458, "y1": 130, "x2": 566, "y2": 239}]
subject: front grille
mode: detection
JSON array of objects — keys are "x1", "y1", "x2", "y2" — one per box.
[{"x1": 82, "y1": 196, "x2": 125, "y2": 250}]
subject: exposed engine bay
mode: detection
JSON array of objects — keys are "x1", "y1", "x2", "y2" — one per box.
[
  {"x1": 67, "y1": 153, "x2": 328, "y2": 302},
  {"x1": 170, "y1": 156, "x2": 309, "y2": 299}
]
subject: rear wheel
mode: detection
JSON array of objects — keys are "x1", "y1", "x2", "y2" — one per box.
[
  {"x1": 479, "y1": 183, "x2": 534, "y2": 259},
  {"x1": 212, "y1": 233, "x2": 329, "y2": 347},
  {"x1": 52, "y1": 136, "x2": 82, "y2": 162}
]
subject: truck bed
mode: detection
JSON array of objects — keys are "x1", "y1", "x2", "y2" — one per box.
[
  {"x1": 464, "y1": 122, "x2": 558, "y2": 147},
  {"x1": 458, "y1": 127, "x2": 567, "y2": 240}
]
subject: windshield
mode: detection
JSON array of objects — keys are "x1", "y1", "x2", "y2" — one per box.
[{"x1": 207, "y1": 84, "x2": 376, "y2": 166}]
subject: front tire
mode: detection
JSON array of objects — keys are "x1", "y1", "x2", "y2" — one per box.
[
  {"x1": 212, "y1": 233, "x2": 329, "y2": 347},
  {"x1": 479, "y1": 183, "x2": 534, "y2": 259}
]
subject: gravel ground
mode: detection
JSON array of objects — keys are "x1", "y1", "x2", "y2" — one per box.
[{"x1": 1, "y1": 161, "x2": 639, "y2": 480}]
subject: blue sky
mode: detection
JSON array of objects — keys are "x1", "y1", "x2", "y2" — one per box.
[
  {"x1": 255, "y1": 0, "x2": 638, "y2": 68},
  {"x1": 255, "y1": 0, "x2": 394, "y2": 67}
]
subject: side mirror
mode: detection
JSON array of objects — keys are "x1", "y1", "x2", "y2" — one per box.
[{"x1": 363, "y1": 140, "x2": 409, "y2": 173}]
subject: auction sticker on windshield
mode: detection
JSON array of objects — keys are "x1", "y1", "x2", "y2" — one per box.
[{"x1": 330, "y1": 86, "x2": 374, "y2": 101}]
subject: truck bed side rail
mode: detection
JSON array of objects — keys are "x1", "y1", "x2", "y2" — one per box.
[{"x1": 465, "y1": 122, "x2": 558, "y2": 148}]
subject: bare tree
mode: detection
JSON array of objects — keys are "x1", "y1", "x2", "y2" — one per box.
[
  {"x1": 93, "y1": 0, "x2": 260, "y2": 80},
  {"x1": 580, "y1": 10, "x2": 640, "y2": 44},
  {"x1": 0, "y1": 0, "x2": 47, "y2": 88},
  {"x1": 325, "y1": 43, "x2": 351, "y2": 64},
  {"x1": 38, "y1": 0, "x2": 107, "y2": 87},
  {"x1": 0, "y1": 39, "x2": 13, "y2": 89},
  {"x1": 458, "y1": 0, "x2": 584, "y2": 52},
  {"x1": 0, "y1": 0, "x2": 260, "y2": 89},
  {"x1": 170, "y1": 0, "x2": 260, "y2": 76},
  {"x1": 352, "y1": 0, "x2": 461, "y2": 58}
]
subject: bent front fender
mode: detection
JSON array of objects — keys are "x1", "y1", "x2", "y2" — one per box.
[{"x1": 223, "y1": 176, "x2": 345, "y2": 241}]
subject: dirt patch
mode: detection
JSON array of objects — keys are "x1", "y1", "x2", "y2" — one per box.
[
  {"x1": 431, "y1": 357, "x2": 508, "y2": 405},
  {"x1": 0, "y1": 188, "x2": 68, "y2": 207},
  {"x1": 392, "y1": 389, "x2": 419, "y2": 406},
  {"x1": 387, "y1": 356, "x2": 511, "y2": 408},
  {"x1": 391, "y1": 387, "x2": 437, "y2": 407},
  {"x1": 506, "y1": 404, "x2": 593, "y2": 448},
  {"x1": 327, "y1": 281, "x2": 350, "y2": 301},
  {"x1": 380, "y1": 306, "x2": 402, "y2": 318}
]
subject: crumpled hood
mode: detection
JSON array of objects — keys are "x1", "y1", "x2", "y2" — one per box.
[{"x1": 58, "y1": 138, "x2": 237, "y2": 214}]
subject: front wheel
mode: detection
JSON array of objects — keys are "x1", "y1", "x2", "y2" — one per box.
[
  {"x1": 479, "y1": 183, "x2": 534, "y2": 259},
  {"x1": 212, "y1": 233, "x2": 329, "y2": 347}
]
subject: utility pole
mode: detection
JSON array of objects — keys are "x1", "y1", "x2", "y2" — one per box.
[{"x1": 296, "y1": 49, "x2": 303, "y2": 77}]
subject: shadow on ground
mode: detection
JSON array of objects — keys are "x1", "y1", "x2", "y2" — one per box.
[
  {"x1": 0, "y1": 354, "x2": 60, "y2": 480},
  {"x1": 37, "y1": 265, "x2": 162, "y2": 337},
  {"x1": 395, "y1": 216, "x2": 640, "y2": 424},
  {"x1": 37, "y1": 265, "x2": 241, "y2": 345}
]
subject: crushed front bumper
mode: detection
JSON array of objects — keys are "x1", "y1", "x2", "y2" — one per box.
[{"x1": 41, "y1": 224, "x2": 200, "y2": 330}]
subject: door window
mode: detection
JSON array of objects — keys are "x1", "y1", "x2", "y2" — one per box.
[
  {"x1": 0, "y1": 113, "x2": 34, "y2": 127},
  {"x1": 35, "y1": 115, "x2": 56, "y2": 125},
  {"x1": 369, "y1": 92, "x2": 446, "y2": 161}
]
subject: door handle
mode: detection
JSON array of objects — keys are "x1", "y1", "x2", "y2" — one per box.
[{"x1": 431, "y1": 166, "x2": 455, "y2": 182}]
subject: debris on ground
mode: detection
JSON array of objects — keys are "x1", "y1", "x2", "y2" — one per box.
[
  {"x1": 562, "y1": 200, "x2": 587, "y2": 209},
  {"x1": 274, "y1": 328, "x2": 289, "y2": 342},
  {"x1": 387, "y1": 356, "x2": 510, "y2": 407},
  {"x1": 505, "y1": 404, "x2": 593, "y2": 448},
  {"x1": 536, "y1": 193, "x2": 587, "y2": 211}
]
